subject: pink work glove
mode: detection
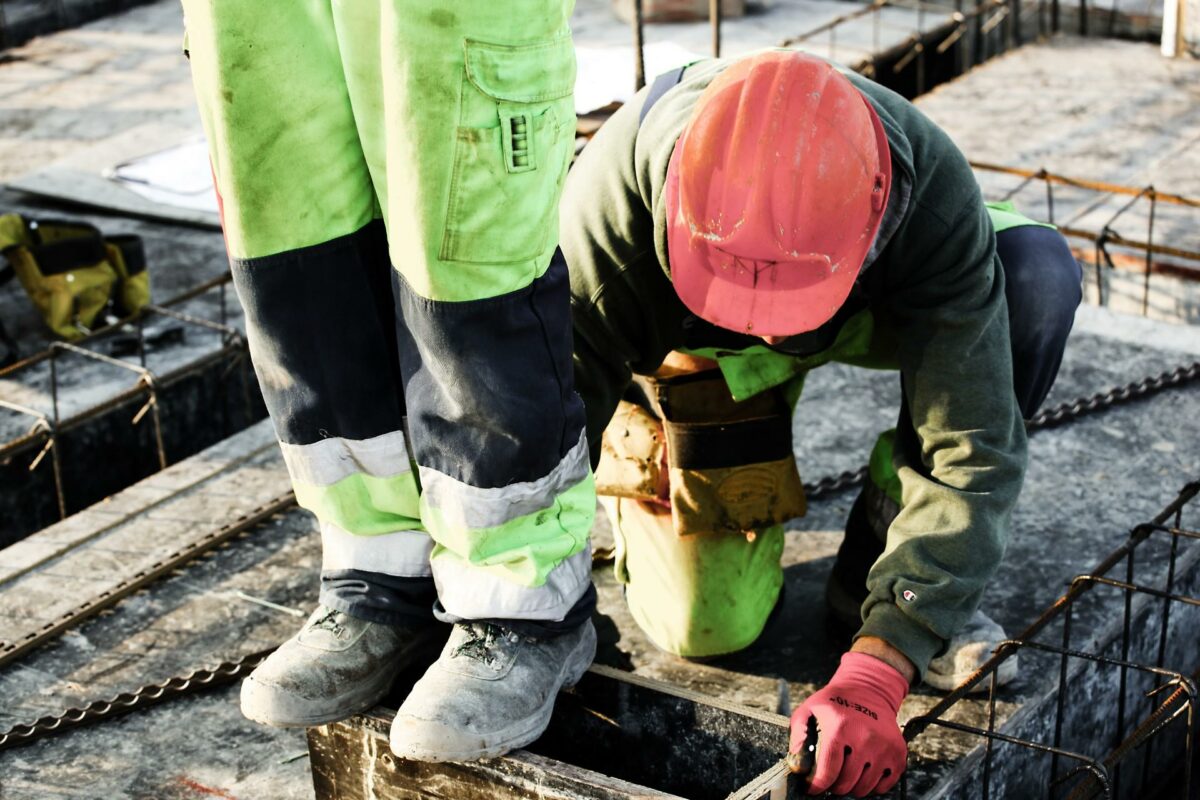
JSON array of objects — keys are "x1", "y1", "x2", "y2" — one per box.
[{"x1": 788, "y1": 652, "x2": 909, "y2": 797}]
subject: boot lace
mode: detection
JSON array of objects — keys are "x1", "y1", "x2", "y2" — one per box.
[
  {"x1": 452, "y1": 622, "x2": 519, "y2": 668},
  {"x1": 308, "y1": 608, "x2": 345, "y2": 638}
]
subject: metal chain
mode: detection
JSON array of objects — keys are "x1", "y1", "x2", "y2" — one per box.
[
  {"x1": 0, "y1": 649, "x2": 272, "y2": 752},
  {"x1": 1, "y1": 360, "x2": 1197, "y2": 752},
  {"x1": 804, "y1": 467, "x2": 870, "y2": 499},
  {"x1": 1027, "y1": 361, "x2": 1200, "y2": 431},
  {"x1": 802, "y1": 360, "x2": 1200, "y2": 499}
]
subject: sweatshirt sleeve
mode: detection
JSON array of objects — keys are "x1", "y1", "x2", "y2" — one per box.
[
  {"x1": 560, "y1": 95, "x2": 690, "y2": 467},
  {"x1": 856, "y1": 194, "x2": 1028, "y2": 678}
]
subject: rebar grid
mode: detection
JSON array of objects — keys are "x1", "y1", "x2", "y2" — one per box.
[
  {"x1": 768, "y1": 0, "x2": 1153, "y2": 98},
  {"x1": 902, "y1": 481, "x2": 1200, "y2": 800},
  {"x1": 976, "y1": 162, "x2": 1200, "y2": 319},
  {"x1": 0, "y1": 278, "x2": 251, "y2": 522}
]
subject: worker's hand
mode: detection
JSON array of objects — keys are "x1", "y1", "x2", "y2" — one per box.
[{"x1": 788, "y1": 652, "x2": 909, "y2": 797}]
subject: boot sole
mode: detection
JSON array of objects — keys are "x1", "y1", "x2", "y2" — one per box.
[
  {"x1": 390, "y1": 622, "x2": 598, "y2": 762},
  {"x1": 241, "y1": 673, "x2": 394, "y2": 728}
]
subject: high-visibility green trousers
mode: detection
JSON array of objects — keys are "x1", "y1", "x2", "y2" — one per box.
[{"x1": 182, "y1": 1, "x2": 595, "y2": 624}]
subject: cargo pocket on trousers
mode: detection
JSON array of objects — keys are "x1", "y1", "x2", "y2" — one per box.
[{"x1": 440, "y1": 36, "x2": 576, "y2": 265}]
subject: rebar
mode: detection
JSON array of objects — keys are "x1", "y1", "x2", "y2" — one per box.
[
  {"x1": 632, "y1": 0, "x2": 645, "y2": 91},
  {"x1": 903, "y1": 482, "x2": 1200, "y2": 799}
]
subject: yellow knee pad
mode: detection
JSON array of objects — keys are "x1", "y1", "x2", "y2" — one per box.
[{"x1": 602, "y1": 495, "x2": 784, "y2": 659}]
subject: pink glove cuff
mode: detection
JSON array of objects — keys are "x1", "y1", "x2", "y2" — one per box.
[{"x1": 833, "y1": 651, "x2": 910, "y2": 716}]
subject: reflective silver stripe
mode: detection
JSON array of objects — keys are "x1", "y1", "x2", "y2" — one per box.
[
  {"x1": 321, "y1": 522, "x2": 433, "y2": 577},
  {"x1": 418, "y1": 429, "x2": 590, "y2": 531},
  {"x1": 279, "y1": 430, "x2": 411, "y2": 487},
  {"x1": 431, "y1": 547, "x2": 591, "y2": 621}
]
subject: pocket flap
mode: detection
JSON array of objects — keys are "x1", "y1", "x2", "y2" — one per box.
[{"x1": 464, "y1": 36, "x2": 576, "y2": 103}]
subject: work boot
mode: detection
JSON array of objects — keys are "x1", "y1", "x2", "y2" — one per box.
[
  {"x1": 240, "y1": 606, "x2": 445, "y2": 728},
  {"x1": 924, "y1": 609, "x2": 1018, "y2": 691},
  {"x1": 389, "y1": 619, "x2": 597, "y2": 761}
]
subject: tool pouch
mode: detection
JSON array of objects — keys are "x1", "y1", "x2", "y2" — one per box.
[
  {"x1": 596, "y1": 362, "x2": 806, "y2": 536},
  {"x1": 655, "y1": 369, "x2": 807, "y2": 535},
  {"x1": 595, "y1": 400, "x2": 667, "y2": 501},
  {"x1": 0, "y1": 214, "x2": 118, "y2": 340}
]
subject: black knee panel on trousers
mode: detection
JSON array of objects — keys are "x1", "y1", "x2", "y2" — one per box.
[{"x1": 995, "y1": 224, "x2": 1083, "y2": 418}]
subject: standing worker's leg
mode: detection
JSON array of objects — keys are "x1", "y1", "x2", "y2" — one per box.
[
  {"x1": 329, "y1": 1, "x2": 597, "y2": 760},
  {"x1": 827, "y1": 221, "x2": 1081, "y2": 690},
  {"x1": 181, "y1": 0, "x2": 441, "y2": 727}
]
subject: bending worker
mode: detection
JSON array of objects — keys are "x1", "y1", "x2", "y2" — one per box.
[
  {"x1": 181, "y1": 1, "x2": 596, "y2": 760},
  {"x1": 563, "y1": 51, "x2": 1081, "y2": 796}
]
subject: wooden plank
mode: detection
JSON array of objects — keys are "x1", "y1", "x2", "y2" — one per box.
[
  {"x1": 310, "y1": 666, "x2": 802, "y2": 800},
  {"x1": 308, "y1": 724, "x2": 682, "y2": 800}
]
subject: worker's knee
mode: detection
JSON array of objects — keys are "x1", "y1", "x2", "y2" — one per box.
[
  {"x1": 996, "y1": 225, "x2": 1083, "y2": 415},
  {"x1": 999, "y1": 225, "x2": 1082, "y2": 352},
  {"x1": 395, "y1": 252, "x2": 587, "y2": 487},
  {"x1": 603, "y1": 496, "x2": 784, "y2": 658}
]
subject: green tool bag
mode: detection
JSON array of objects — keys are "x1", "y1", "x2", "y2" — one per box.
[{"x1": 0, "y1": 214, "x2": 152, "y2": 340}]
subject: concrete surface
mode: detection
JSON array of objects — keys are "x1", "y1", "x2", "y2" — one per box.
[
  {"x1": 0, "y1": 303, "x2": 1195, "y2": 798},
  {"x1": 0, "y1": 0, "x2": 159, "y2": 50},
  {"x1": 917, "y1": 37, "x2": 1200, "y2": 323},
  {"x1": 0, "y1": 420, "x2": 289, "y2": 646}
]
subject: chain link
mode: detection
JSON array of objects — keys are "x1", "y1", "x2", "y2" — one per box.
[
  {"x1": 1, "y1": 360, "x2": 1197, "y2": 752},
  {"x1": 1027, "y1": 361, "x2": 1200, "y2": 431},
  {"x1": 802, "y1": 360, "x2": 1200, "y2": 500},
  {"x1": 0, "y1": 649, "x2": 271, "y2": 752},
  {"x1": 804, "y1": 467, "x2": 870, "y2": 499}
]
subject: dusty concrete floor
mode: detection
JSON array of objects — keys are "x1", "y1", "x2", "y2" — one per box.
[
  {"x1": 0, "y1": 304, "x2": 1196, "y2": 798},
  {"x1": 915, "y1": 37, "x2": 1200, "y2": 323},
  {"x1": 917, "y1": 38, "x2": 1200, "y2": 194}
]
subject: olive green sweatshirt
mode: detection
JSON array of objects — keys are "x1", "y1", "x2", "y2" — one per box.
[{"x1": 562, "y1": 57, "x2": 1028, "y2": 677}]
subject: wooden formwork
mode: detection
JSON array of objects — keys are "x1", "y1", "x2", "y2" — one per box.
[{"x1": 307, "y1": 664, "x2": 799, "y2": 800}]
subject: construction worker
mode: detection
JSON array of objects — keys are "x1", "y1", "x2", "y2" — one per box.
[
  {"x1": 179, "y1": 1, "x2": 597, "y2": 760},
  {"x1": 563, "y1": 51, "x2": 1081, "y2": 796}
]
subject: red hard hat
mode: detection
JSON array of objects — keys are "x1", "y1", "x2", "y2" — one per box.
[{"x1": 665, "y1": 51, "x2": 892, "y2": 337}]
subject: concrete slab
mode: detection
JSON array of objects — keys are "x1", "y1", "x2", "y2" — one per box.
[
  {"x1": 0, "y1": 513, "x2": 317, "y2": 799},
  {"x1": 0, "y1": 303, "x2": 1194, "y2": 796},
  {"x1": 915, "y1": 37, "x2": 1200, "y2": 322},
  {"x1": 573, "y1": 0, "x2": 964, "y2": 79},
  {"x1": 0, "y1": 420, "x2": 288, "y2": 646}
]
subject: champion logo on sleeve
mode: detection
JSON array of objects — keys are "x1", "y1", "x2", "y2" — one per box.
[{"x1": 901, "y1": 589, "x2": 917, "y2": 603}]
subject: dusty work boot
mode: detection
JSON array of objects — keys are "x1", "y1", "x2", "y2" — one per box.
[
  {"x1": 240, "y1": 606, "x2": 445, "y2": 727},
  {"x1": 924, "y1": 609, "x2": 1018, "y2": 691},
  {"x1": 389, "y1": 619, "x2": 597, "y2": 761}
]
